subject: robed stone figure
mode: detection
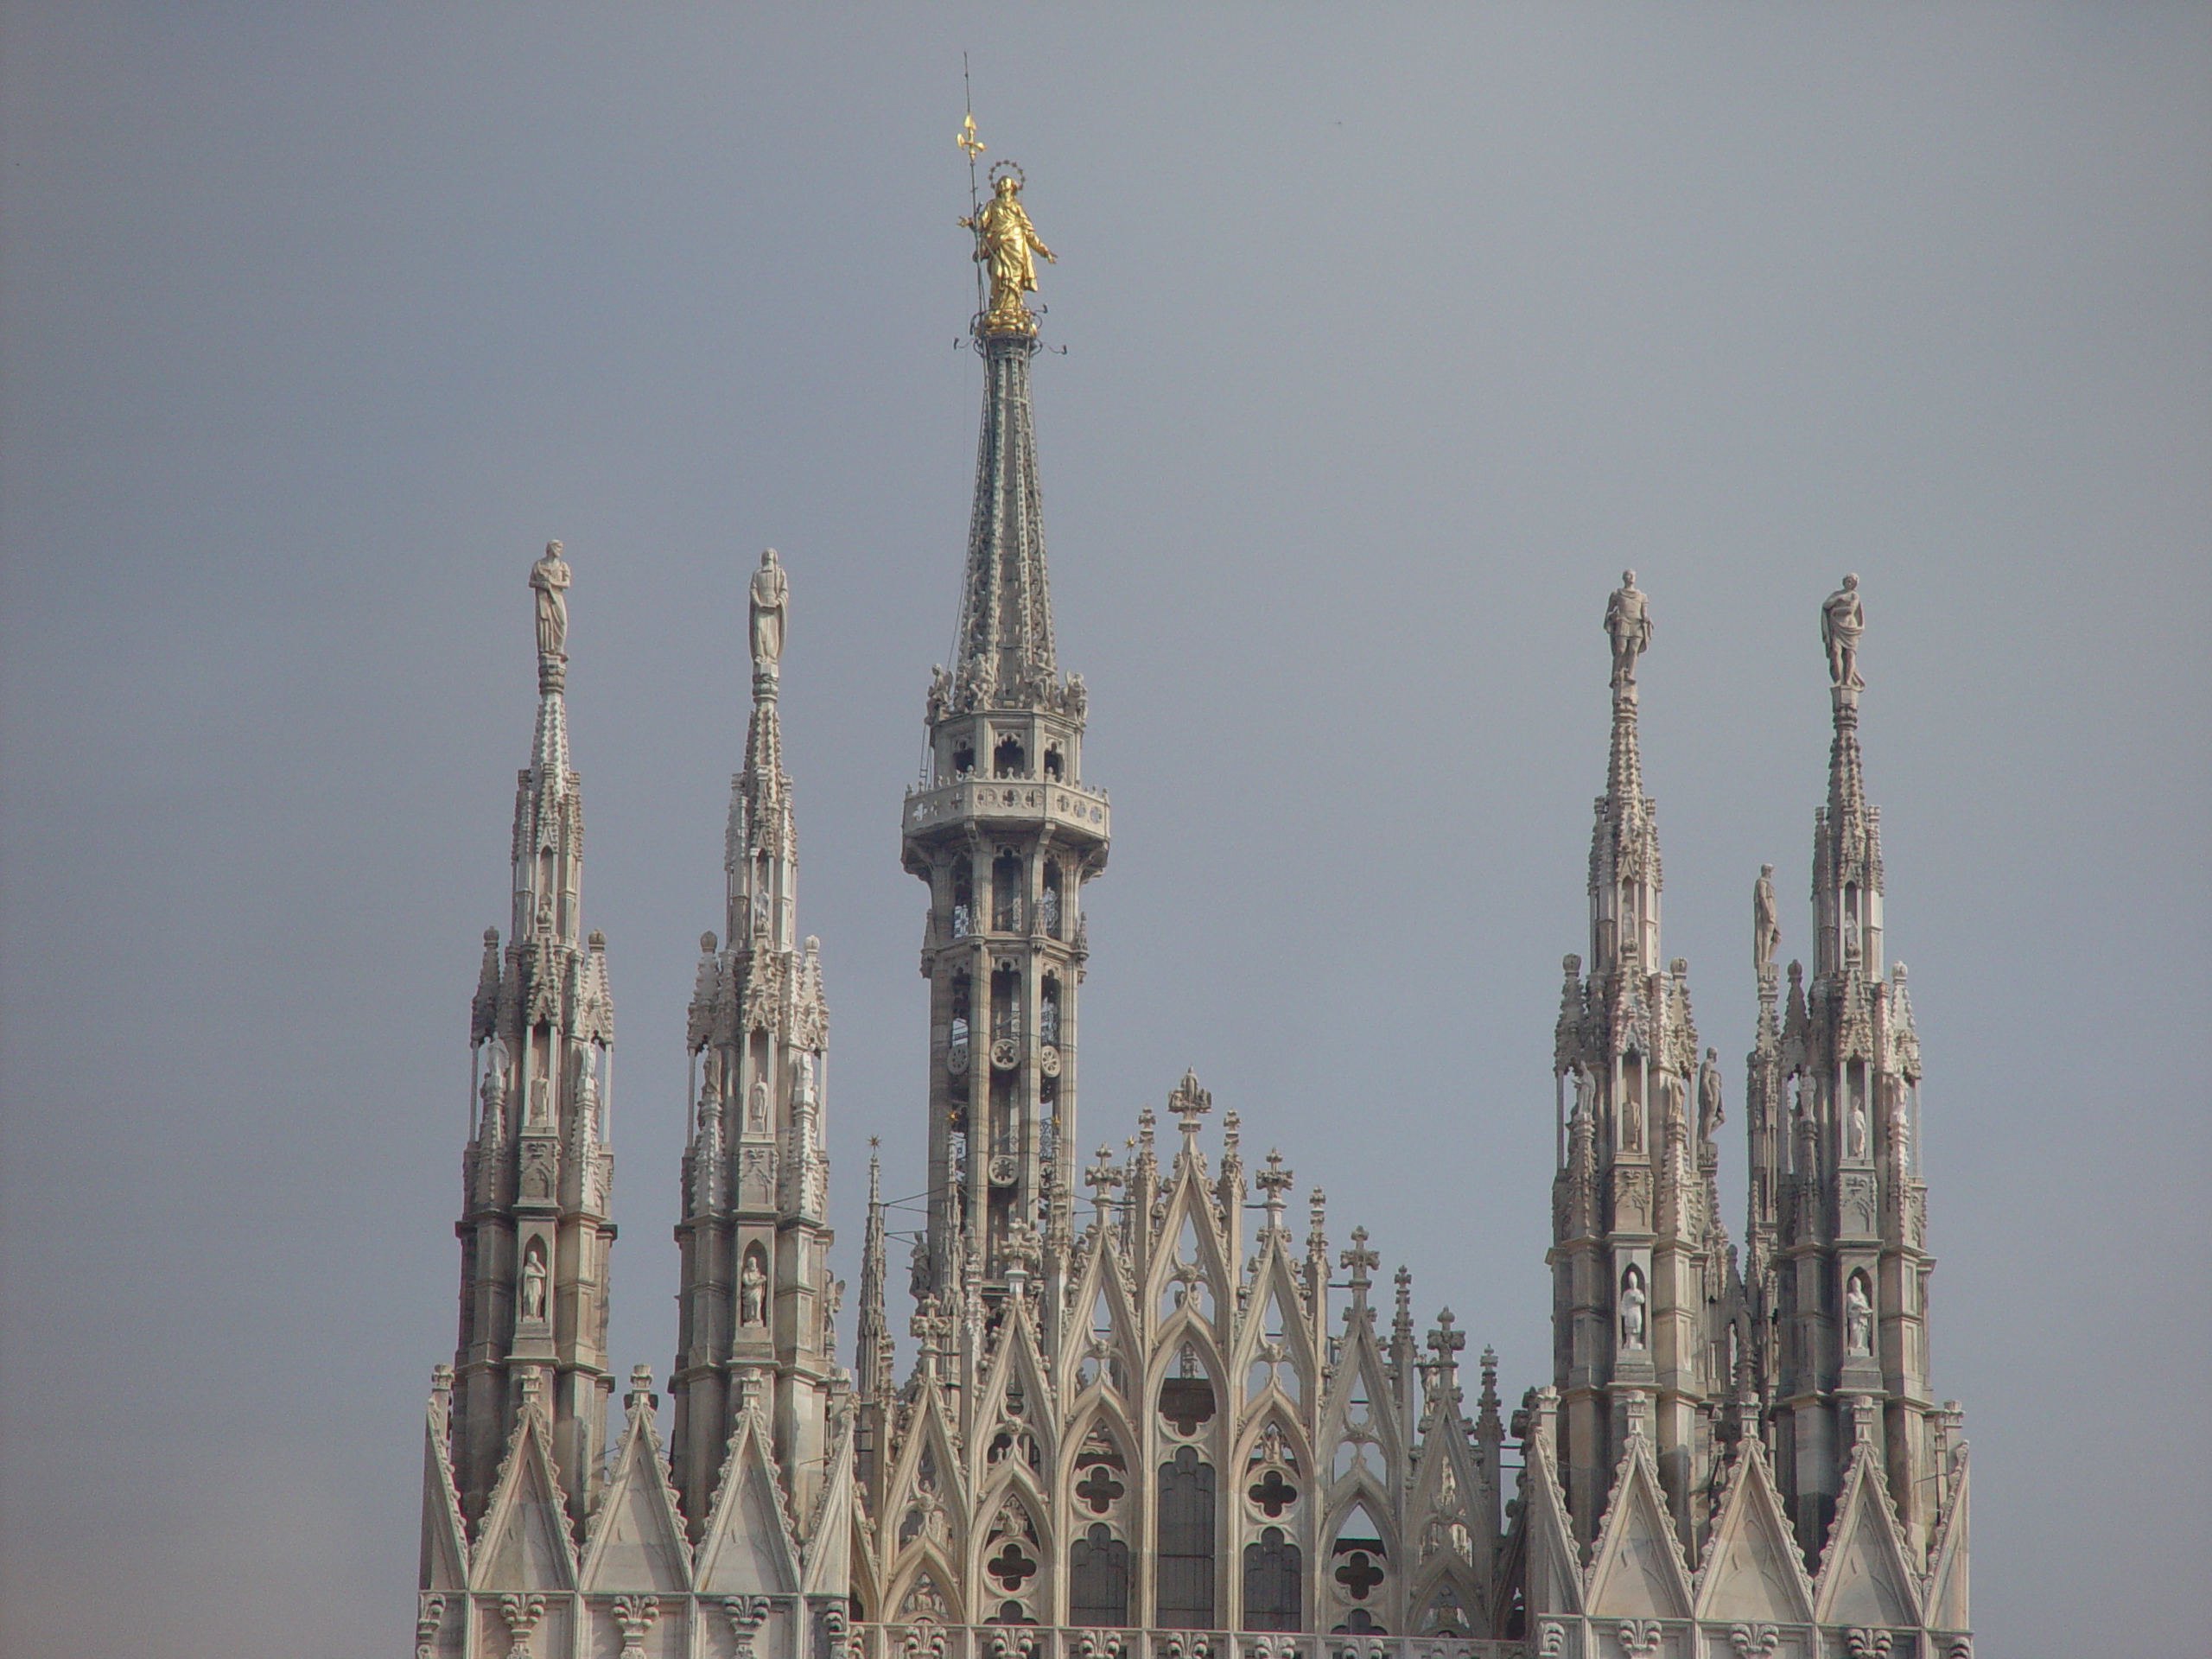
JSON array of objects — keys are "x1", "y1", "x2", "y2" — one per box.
[
  {"x1": 750, "y1": 548, "x2": 787, "y2": 674},
  {"x1": 1822, "y1": 573, "x2": 1866, "y2": 689},
  {"x1": 531, "y1": 542, "x2": 571, "y2": 661},
  {"x1": 1754, "y1": 863, "x2": 1782, "y2": 976}
]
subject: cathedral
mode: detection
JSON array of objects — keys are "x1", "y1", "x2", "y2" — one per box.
[{"x1": 413, "y1": 169, "x2": 1973, "y2": 1659}]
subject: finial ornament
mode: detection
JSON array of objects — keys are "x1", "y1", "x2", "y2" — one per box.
[
  {"x1": 960, "y1": 167, "x2": 1055, "y2": 335},
  {"x1": 1604, "y1": 569, "x2": 1653, "y2": 688},
  {"x1": 749, "y1": 549, "x2": 788, "y2": 680},
  {"x1": 1822, "y1": 573, "x2": 1866, "y2": 690},
  {"x1": 531, "y1": 541, "x2": 571, "y2": 663}
]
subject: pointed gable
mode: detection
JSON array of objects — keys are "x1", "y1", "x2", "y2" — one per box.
[
  {"x1": 1813, "y1": 1447, "x2": 1923, "y2": 1629},
  {"x1": 580, "y1": 1400, "x2": 691, "y2": 1593},
  {"x1": 1584, "y1": 1441, "x2": 1693, "y2": 1618},
  {"x1": 696, "y1": 1409, "x2": 801, "y2": 1594},
  {"x1": 419, "y1": 1403, "x2": 470, "y2": 1593},
  {"x1": 473, "y1": 1408, "x2": 577, "y2": 1591},
  {"x1": 1923, "y1": 1450, "x2": 1969, "y2": 1632},
  {"x1": 1694, "y1": 1444, "x2": 1813, "y2": 1624},
  {"x1": 1516, "y1": 1436, "x2": 1584, "y2": 1618},
  {"x1": 800, "y1": 1405, "x2": 855, "y2": 1596},
  {"x1": 1062, "y1": 1233, "x2": 1142, "y2": 1403}
]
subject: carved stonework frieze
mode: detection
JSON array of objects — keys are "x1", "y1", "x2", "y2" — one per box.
[
  {"x1": 1840, "y1": 1171, "x2": 1878, "y2": 1237},
  {"x1": 518, "y1": 1140, "x2": 557, "y2": 1205},
  {"x1": 738, "y1": 1147, "x2": 778, "y2": 1206},
  {"x1": 1612, "y1": 1166, "x2": 1652, "y2": 1231}
]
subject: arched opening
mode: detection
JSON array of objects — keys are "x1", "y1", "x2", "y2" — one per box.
[
  {"x1": 1155, "y1": 1445, "x2": 1216, "y2": 1629},
  {"x1": 1243, "y1": 1526, "x2": 1302, "y2": 1631},
  {"x1": 952, "y1": 740, "x2": 976, "y2": 779},
  {"x1": 1040, "y1": 861, "x2": 1064, "y2": 938},
  {"x1": 1330, "y1": 1502, "x2": 1388, "y2": 1630},
  {"x1": 1072, "y1": 1422, "x2": 1128, "y2": 1515},
  {"x1": 951, "y1": 866, "x2": 973, "y2": 939},
  {"x1": 993, "y1": 734, "x2": 1027, "y2": 779},
  {"x1": 992, "y1": 854, "x2": 1022, "y2": 934},
  {"x1": 1043, "y1": 744, "x2": 1064, "y2": 782},
  {"x1": 1038, "y1": 976, "x2": 1061, "y2": 1046},
  {"x1": 1069, "y1": 1522, "x2": 1129, "y2": 1628},
  {"x1": 982, "y1": 1499, "x2": 1042, "y2": 1624},
  {"x1": 1159, "y1": 1345, "x2": 1217, "y2": 1437}
]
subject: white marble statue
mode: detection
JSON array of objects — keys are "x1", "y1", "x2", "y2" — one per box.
[
  {"x1": 1619, "y1": 1269, "x2": 1648, "y2": 1352},
  {"x1": 1846, "y1": 1276, "x2": 1873, "y2": 1357},
  {"x1": 1754, "y1": 862, "x2": 1782, "y2": 976},
  {"x1": 530, "y1": 542, "x2": 570, "y2": 661},
  {"x1": 740, "y1": 1254, "x2": 768, "y2": 1326},
  {"x1": 1604, "y1": 569, "x2": 1655, "y2": 687},
  {"x1": 1822, "y1": 573, "x2": 1866, "y2": 690},
  {"x1": 749, "y1": 549, "x2": 788, "y2": 673},
  {"x1": 519, "y1": 1242, "x2": 548, "y2": 1323},
  {"x1": 1698, "y1": 1047, "x2": 1725, "y2": 1143}
]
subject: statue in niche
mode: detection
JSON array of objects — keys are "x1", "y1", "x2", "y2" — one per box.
[
  {"x1": 740, "y1": 1253, "x2": 768, "y2": 1327},
  {"x1": 1890, "y1": 1090, "x2": 1911, "y2": 1163},
  {"x1": 1618, "y1": 1268, "x2": 1648, "y2": 1352},
  {"x1": 797, "y1": 1052, "x2": 819, "y2": 1109},
  {"x1": 749, "y1": 548, "x2": 787, "y2": 672},
  {"x1": 519, "y1": 1241, "x2": 549, "y2": 1323},
  {"x1": 959, "y1": 170, "x2": 1055, "y2": 334},
  {"x1": 1038, "y1": 882, "x2": 1059, "y2": 935},
  {"x1": 1698, "y1": 1047, "x2": 1725, "y2": 1143},
  {"x1": 530, "y1": 542, "x2": 570, "y2": 660},
  {"x1": 1822, "y1": 573, "x2": 1866, "y2": 690},
  {"x1": 1622, "y1": 1085, "x2": 1643, "y2": 1154},
  {"x1": 748, "y1": 1081, "x2": 767, "y2": 1134},
  {"x1": 1753, "y1": 863, "x2": 1782, "y2": 976},
  {"x1": 951, "y1": 901, "x2": 970, "y2": 938},
  {"x1": 752, "y1": 889, "x2": 769, "y2": 936},
  {"x1": 1850, "y1": 1099, "x2": 1868, "y2": 1158},
  {"x1": 1845, "y1": 1276, "x2": 1873, "y2": 1357},
  {"x1": 1604, "y1": 569, "x2": 1655, "y2": 687}
]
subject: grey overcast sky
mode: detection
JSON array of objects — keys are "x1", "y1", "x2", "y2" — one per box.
[{"x1": 2, "y1": 5, "x2": 2206, "y2": 1656}]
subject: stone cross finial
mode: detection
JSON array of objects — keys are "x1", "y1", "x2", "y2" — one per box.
[
  {"x1": 1168, "y1": 1069, "x2": 1211, "y2": 1142},
  {"x1": 1136, "y1": 1107, "x2": 1156, "y2": 1150},
  {"x1": 1255, "y1": 1149, "x2": 1293, "y2": 1205},
  {"x1": 1341, "y1": 1225, "x2": 1380, "y2": 1294},
  {"x1": 1428, "y1": 1308, "x2": 1467, "y2": 1365},
  {"x1": 911, "y1": 1297, "x2": 951, "y2": 1379}
]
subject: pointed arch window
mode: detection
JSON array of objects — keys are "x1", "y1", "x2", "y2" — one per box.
[
  {"x1": 1069, "y1": 1522, "x2": 1129, "y2": 1628},
  {"x1": 992, "y1": 853, "x2": 1022, "y2": 933},
  {"x1": 1155, "y1": 1446, "x2": 1217, "y2": 1629},
  {"x1": 1243, "y1": 1526, "x2": 1302, "y2": 1630}
]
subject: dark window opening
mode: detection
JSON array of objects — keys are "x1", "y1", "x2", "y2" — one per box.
[
  {"x1": 1160, "y1": 1374, "x2": 1217, "y2": 1437},
  {"x1": 994, "y1": 734, "x2": 1027, "y2": 778},
  {"x1": 952, "y1": 741, "x2": 975, "y2": 778},
  {"x1": 1243, "y1": 1527, "x2": 1302, "y2": 1631},
  {"x1": 1044, "y1": 746, "x2": 1064, "y2": 781},
  {"x1": 1155, "y1": 1446, "x2": 1216, "y2": 1630},
  {"x1": 1040, "y1": 863, "x2": 1064, "y2": 939},
  {"x1": 1069, "y1": 1522, "x2": 1129, "y2": 1628},
  {"x1": 992, "y1": 854, "x2": 1021, "y2": 934}
]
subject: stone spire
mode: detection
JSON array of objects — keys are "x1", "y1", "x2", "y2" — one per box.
[
  {"x1": 669, "y1": 549, "x2": 836, "y2": 1539},
  {"x1": 1548, "y1": 573, "x2": 1729, "y2": 1553},
  {"x1": 1755, "y1": 578, "x2": 1950, "y2": 1561},
  {"x1": 853, "y1": 1141, "x2": 896, "y2": 1512},
  {"x1": 445, "y1": 543, "x2": 617, "y2": 1532},
  {"x1": 904, "y1": 215, "x2": 1107, "y2": 1344}
]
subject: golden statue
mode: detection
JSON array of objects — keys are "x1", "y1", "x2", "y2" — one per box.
[{"x1": 960, "y1": 172, "x2": 1054, "y2": 334}]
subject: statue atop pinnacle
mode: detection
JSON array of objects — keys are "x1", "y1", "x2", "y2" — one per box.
[
  {"x1": 530, "y1": 541, "x2": 570, "y2": 663},
  {"x1": 1604, "y1": 569, "x2": 1654, "y2": 689},
  {"x1": 960, "y1": 166, "x2": 1055, "y2": 335}
]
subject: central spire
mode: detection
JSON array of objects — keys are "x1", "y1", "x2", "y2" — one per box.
[
  {"x1": 903, "y1": 154, "x2": 1106, "y2": 1341},
  {"x1": 943, "y1": 158, "x2": 1068, "y2": 714}
]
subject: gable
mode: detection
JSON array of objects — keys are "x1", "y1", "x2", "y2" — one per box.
[
  {"x1": 473, "y1": 1421, "x2": 576, "y2": 1591},
  {"x1": 1814, "y1": 1454, "x2": 1922, "y2": 1629},
  {"x1": 580, "y1": 1412, "x2": 690, "y2": 1593},
  {"x1": 1694, "y1": 1447, "x2": 1812, "y2": 1624},
  {"x1": 696, "y1": 1418, "x2": 800, "y2": 1594},
  {"x1": 1585, "y1": 1446, "x2": 1692, "y2": 1618}
]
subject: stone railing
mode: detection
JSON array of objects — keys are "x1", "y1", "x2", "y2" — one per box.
[
  {"x1": 905, "y1": 779, "x2": 1110, "y2": 838},
  {"x1": 849, "y1": 1630, "x2": 1526, "y2": 1659}
]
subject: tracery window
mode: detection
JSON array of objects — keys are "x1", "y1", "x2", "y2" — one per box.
[
  {"x1": 1155, "y1": 1446, "x2": 1216, "y2": 1630},
  {"x1": 1242, "y1": 1526, "x2": 1302, "y2": 1630},
  {"x1": 1069, "y1": 1522, "x2": 1129, "y2": 1628}
]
